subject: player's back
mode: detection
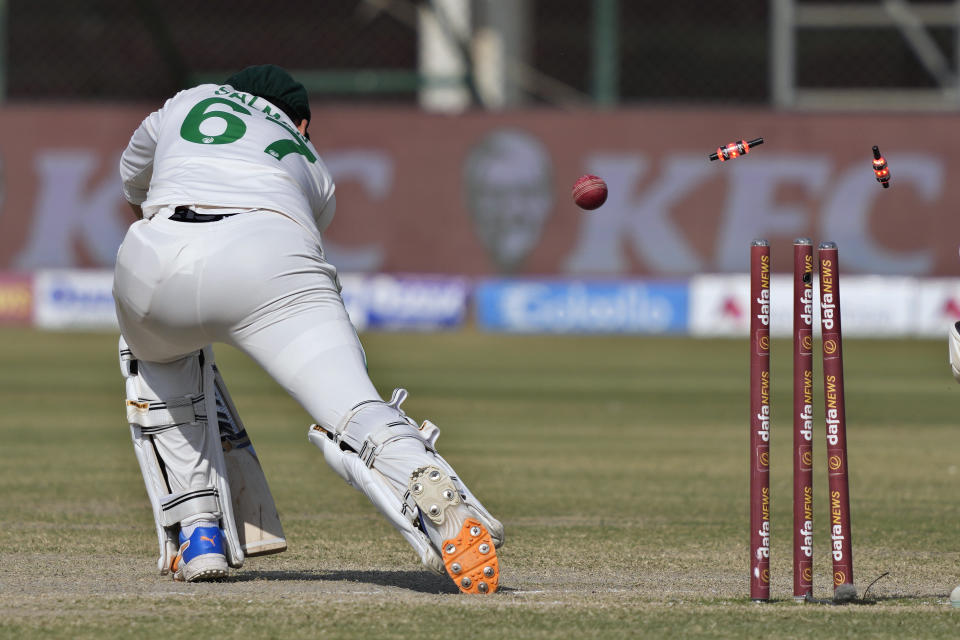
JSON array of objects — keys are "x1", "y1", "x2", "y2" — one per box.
[{"x1": 136, "y1": 84, "x2": 335, "y2": 238}]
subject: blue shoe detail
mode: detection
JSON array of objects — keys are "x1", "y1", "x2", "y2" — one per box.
[{"x1": 178, "y1": 526, "x2": 225, "y2": 564}]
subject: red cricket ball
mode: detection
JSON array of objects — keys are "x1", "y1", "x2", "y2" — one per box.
[{"x1": 572, "y1": 174, "x2": 608, "y2": 210}]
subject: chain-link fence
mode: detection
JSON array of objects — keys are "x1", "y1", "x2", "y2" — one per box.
[{"x1": 3, "y1": 0, "x2": 960, "y2": 108}]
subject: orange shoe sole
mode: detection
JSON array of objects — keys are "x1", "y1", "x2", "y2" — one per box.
[{"x1": 442, "y1": 518, "x2": 499, "y2": 594}]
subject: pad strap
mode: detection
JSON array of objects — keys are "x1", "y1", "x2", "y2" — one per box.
[
  {"x1": 400, "y1": 491, "x2": 419, "y2": 523},
  {"x1": 126, "y1": 394, "x2": 207, "y2": 432},
  {"x1": 159, "y1": 487, "x2": 221, "y2": 527},
  {"x1": 355, "y1": 420, "x2": 427, "y2": 468},
  {"x1": 332, "y1": 392, "x2": 438, "y2": 469},
  {"x1": 388, "y1": 387, "x2": 440, "y2": 447},
  {"x1": 119, "y1": 345, "x2": 138, "y2": 377},
  {"x1": 387, "y1": 388, "x2": 408, "y2": 411}
]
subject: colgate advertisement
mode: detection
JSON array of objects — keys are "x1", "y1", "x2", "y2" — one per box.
[{"x1": 0, "y1": 106, "x2": 958, "y2": 277}]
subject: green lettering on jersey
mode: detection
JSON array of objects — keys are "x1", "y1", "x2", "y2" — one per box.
[
  {"x1": 180, "y1": 97, "x2": 250, "y2": 145},
  {"x1": 178, "y1": 96, "x2": 316, "y2": 163},
  {"x1": 263, "y1": 118, "x2": 316, "y2": 162}
]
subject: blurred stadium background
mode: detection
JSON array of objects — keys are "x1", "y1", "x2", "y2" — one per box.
[
  {"x1": 8, "y1": 0, "x2": 960, "y2": 107},
  {"x1": 2, "y1": 0, "x2": 960, "y2": 337}
]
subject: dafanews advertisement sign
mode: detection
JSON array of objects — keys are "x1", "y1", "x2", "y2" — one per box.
[
  {"x1": 475, "y1": 280, "x2": 689, "y2": 333},
  {"x1": 689, "y1": 274, "x2": 924, "y2": 338},
  {"x1": 10, "y1": 268, "x2": 960, "y2": 337}
]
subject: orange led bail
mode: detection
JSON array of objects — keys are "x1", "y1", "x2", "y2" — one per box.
[
  {"x1": 710, "y1": 137, "x2": 764, "y2": 162},
  {"x1": 872, "y1": 146, "x2": 890, "y2": 188}
]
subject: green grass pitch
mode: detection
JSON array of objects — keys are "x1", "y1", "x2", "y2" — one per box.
[{"x1": 1, "y1": 327, "x2": 958, "y2": 638}]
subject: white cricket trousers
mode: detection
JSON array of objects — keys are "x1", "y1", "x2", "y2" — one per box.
[{"x1": 114, "y1": 207, "x2": 380, "y2": 451}]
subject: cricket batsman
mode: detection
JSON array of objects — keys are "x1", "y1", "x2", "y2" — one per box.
[{"x1": 113, "y1": 65, "x2": 503, "y2": 594}]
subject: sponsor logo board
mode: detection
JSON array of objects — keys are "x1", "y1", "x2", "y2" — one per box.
[
  {"x1": 916, "y1": 278, "x2": 960, "y2": 337},
  {"x1": 340, "y1": 274, "x2": 468, "y2": 331},
  {"x1": 692, "y1": 274, "x2": 920, "y2": 337},
  {"x1": 33, "y1": 269, "x2": 117, "y2": 330},
  {"x1": 1, "y1": 107, "x2": 958, "y2": 279},
  {"x1": 475, "y1": 279, "x2": 688, "y2": 333}
]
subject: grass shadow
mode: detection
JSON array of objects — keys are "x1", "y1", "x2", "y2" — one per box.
[
  {"x1": 232, "y1": 569, "x2": 457, "y2": 594},
  {"x1": 233, "y1": 569, "x2": 515, "y2": 595},
  {"x1": 869, "y1": 594, "x2": 950, "y2": 603}
]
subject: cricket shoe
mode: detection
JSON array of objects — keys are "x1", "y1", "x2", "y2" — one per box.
[
  {"x1": 407, "y1": 466, "x2": 502, "y2": 595},
  {"x1": 172, "y1": 525, "x2": 229, "y2": 582}
]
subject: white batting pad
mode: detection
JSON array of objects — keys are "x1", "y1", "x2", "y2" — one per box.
[
  {"x1": 119, "y1": 337, "x2": 244, "y2": 572},
  {"x1": 308, "y1": 388, "x2": 503, "y2": 573}
]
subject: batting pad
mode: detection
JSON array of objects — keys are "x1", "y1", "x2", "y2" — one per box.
[
  {"x1": 308, "y1": 389, "x2": 503, "y2": 576},
  {"x1": 120, "y1": 338, "x2": 245, "y2": 572}
]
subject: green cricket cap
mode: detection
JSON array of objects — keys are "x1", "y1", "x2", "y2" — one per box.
[{"x1": 224, "y1": 64, "x2": 311, "y2": 124}]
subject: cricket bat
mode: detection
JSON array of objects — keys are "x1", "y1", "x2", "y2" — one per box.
[{"x1": 214, "y1": 366, "x2": 287, "y2": 557}]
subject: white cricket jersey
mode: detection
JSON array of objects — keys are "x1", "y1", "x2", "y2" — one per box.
[{"x1": 120, "y1": 84, "x2": 336, "y2": 240}]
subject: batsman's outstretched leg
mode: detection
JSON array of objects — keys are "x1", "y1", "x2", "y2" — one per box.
[{"x1": 308, "y1": 388, "x2": 504, "y2": 594}]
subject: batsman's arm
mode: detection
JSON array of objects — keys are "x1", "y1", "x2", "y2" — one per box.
[
  {"x1": 120, "y1": 119, "x2": 157, "y2": 206},
  {"x1": 309, "y1": 149, "x2": 337, "y2": 233},
  {"x1": 315, "y1": 192, "x2": 336, "y2": 233},
  {"x1": 120, "y1": 106, "x2": 164, "y2": 214}
]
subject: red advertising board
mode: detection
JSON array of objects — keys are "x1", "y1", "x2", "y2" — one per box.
[
  {"x1": 0, "y1": 104, "x2": 956, "y2": 276},
  {"x1": 0, "y1": 273, "x2": 32, "y2": 325}
]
